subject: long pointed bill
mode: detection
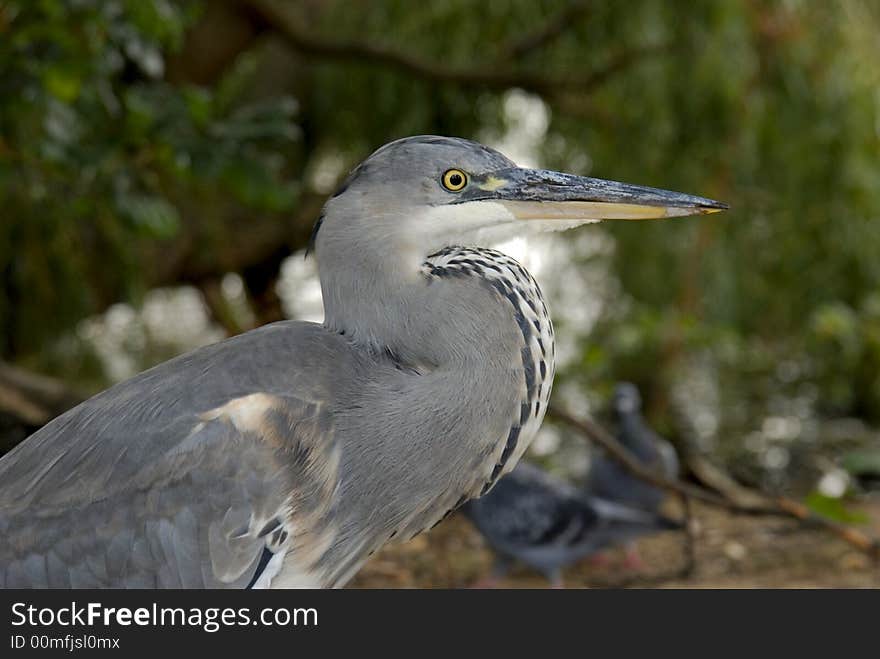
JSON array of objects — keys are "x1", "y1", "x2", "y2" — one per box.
[{"x1": 457, "y1": 167, "x2": 728, "y2": 221}]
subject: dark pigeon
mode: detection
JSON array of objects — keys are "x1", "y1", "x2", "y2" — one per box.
[
  {"x1": 461, "y1": 461, "x2": 682, "y2": 587},
  {"x1": 583, "y1": 382, "x2": 680, "y2": 569},
  {"x1": 586, "y1": 383, "x2": 680, "y2": 511}
]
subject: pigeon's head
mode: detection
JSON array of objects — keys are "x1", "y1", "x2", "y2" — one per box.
[{"x1": 612, "y1": 383, "x2": 642, "y2": 416}]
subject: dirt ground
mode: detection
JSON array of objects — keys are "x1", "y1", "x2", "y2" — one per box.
[{"x1": 350, "y1": 497, "x2": 880, "y2": 588}]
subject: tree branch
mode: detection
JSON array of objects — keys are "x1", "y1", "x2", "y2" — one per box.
[
  {"x1": 499, "y1": 0, "x2": 593, "y2": 62},
  {"x1": 243, "y1": 0, "x2": 666, "y2": 97},
  {"x1": 548, "y1": 405, "x2": 880, "y2": 559}
]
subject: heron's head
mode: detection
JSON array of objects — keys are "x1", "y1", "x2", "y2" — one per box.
[
  {"x1": 612, "y1": 382, "x2": 643, "y2": 416},
  {"x1": 315, "y1": 135, "x2": 727, "y2": 263}
]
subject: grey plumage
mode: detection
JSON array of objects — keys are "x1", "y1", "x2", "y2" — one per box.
[
  {"x1": 0, "y1": 137, "x2": 723, "y2": 589},
  {"x1": 586, "y1": 383, "x2": 680, "y2": 512},
  {"x1": 1, "y1": 325, "x2": 344, "y2": 587},
  {"x1": 462, "y1": 461, "x2": 682, "y2": 587}
]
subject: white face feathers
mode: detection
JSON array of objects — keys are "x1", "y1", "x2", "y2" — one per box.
[{"x1": 414, "y1": 200, "x2": 600, "y2": 256}]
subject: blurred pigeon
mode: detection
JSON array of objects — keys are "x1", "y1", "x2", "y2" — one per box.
[
  {"x1": 461, "y1": 461, "x2": 682, "y2": 587},
  {"x1": 584, "y1": 382, "x2": 680, "y2": 568}
]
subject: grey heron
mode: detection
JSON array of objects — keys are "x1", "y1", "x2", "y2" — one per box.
[
  {"x1": 0, "y1": 136, "x2": 725, "y2": 588},
  {"x1": 462, "y1": 461, "x2": 682, "y2": 588}
]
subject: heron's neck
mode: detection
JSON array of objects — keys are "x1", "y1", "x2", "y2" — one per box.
[
  {"x1": 318, "y1": 241, "x2": 553, "y2": 373},
  {"x1": 321, "y1": 242, "x2": 556, "y2": 497},
  {"x1": 318, "y1": 238, "x2": 432, "y2": 362},
  {"x1": 320, "y1": 243, "x2": 556, "y2": 568}
]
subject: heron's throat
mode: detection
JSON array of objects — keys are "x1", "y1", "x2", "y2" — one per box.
[{"x1": 320, "y1": 241, "x2": 555, "y2": 375}]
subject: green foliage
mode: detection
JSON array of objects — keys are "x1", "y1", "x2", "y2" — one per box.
[
  {"x1": 541, "y1": 1, "x2": 880, "y2": 459},
  {"x1": 0, "y1": 0, "x2": 299, "y2": 355},
  {"x1": 809, "y1": 296, "x2": 880, "y2": 419},
  {"x1": 1, "y1": 0, "x2": 879, "y2": 480}
]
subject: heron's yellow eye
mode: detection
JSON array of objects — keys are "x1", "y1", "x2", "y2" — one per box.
[{"x1": 441, "y1": 169, "x2": 468, "y2": 192}]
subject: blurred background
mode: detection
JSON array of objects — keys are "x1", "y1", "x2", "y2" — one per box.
[{"x1": 1, "y1": 0, "x2": 879, "y2": 587}]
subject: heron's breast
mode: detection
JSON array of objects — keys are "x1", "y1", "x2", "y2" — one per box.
[
  {"x1": 424, "y1": 246, "x2": 556, "y2": 498},
  {"x1": 324, "y1": 247, "x2": 556, "y2": 561}
]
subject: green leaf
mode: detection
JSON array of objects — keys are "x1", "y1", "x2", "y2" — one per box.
[{"x1": 804, "y1": 492, "x2": 868, "y2": 525}]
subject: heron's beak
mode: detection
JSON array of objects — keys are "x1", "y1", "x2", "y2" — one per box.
[{"x1": 460, "y1": 167, "x2": 728, "y2": 221}]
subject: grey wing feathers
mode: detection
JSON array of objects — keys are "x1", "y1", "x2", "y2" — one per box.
[
  {"x1": 0, "y1": 394, "x2": 339, "y2": 588},
  {"x1": 0, "y1": 322, "x2": 345, "y2": 589}
]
